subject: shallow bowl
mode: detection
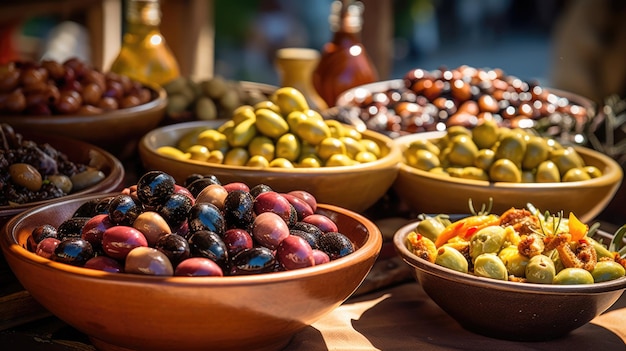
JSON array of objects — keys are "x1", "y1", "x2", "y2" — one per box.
[
  {"x1": 0, "y1": 84, "x2": 167, "y2": 158},
  {"x1": 0, "y1": 194, "x2": 382, "y2": 351},
  {"x1": 393, "y1": 220, "x2": 626, "y2": 341},
  {"x1": 392, "y1": 131, "x2": 623, "y2": 223},
  {"x1": 0, "y1": 133, "x2": 125, "y2": 226},
  {"x1": 138, "y1": 120, "x2": 401, "y2": 213}
]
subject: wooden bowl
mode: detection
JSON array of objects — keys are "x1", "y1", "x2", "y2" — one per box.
[
  {"x1": 0, "y1": 194, "x2": 382, "y2": 351},
  {"x1": 138, "y1": 120, "x2": 402, "y2": 213},
  {"x1": 393, "y1": 221, "x2": 626, "y2": 341},
  {"x1": 0, "y1": 133, "x2": 125, "y2": 226},
  {"x1": 392, "y1": 131, "x2": 623, "y2": 223},
  {"x1": 0, "y1": 84, "x2": 167, "y2": 158}
]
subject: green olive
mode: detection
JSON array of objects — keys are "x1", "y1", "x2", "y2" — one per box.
[
  {"x1": 550, "y1": 147, "x2": 584, "y2": 176},
  {"x1": 275, "y1": 133, "x2": 301, "y2": 162},
  {"x1": 286, "y1": 110, "x2": 308, "y2": 131},
  {"x1": 224, "y1": 147, "x2": 249, "y2": 166},
  {"x1": 317, "y1": 137, "x2": 346, "y2": 161},
  {"x1": 270, "y1": 87, "x2": 309, "y2": 115},
  {"x1": 521, "y1": 170, "x2": 535, "y2": 183},
  {"x1": 255, "y1": 108, "x2": 289, "y2": 139},
  {"x1": 495, "y1": 132, "x2": 526, "y2": 167},
  {"x1": 553, "y1": 267, "x2": 594, "y2": 285},
  {"x1": 470, "y1": 226, "x2": 506, "y2": 262},
  {"x1": 269, "y1": 157, "x2": 295, "y2": 168},
  {"x1": 341, "y1": 136, "x2": 366, "y2": 159},
  {"x1": 325, "y1": 119, "x2": 347, "y2": 138},
  {"x1": 325, "y1": 153, "x2": 357, "y2": 167},
  {"x1": 489, "y1": 158, "x2": 522, "y2": 182},
  {"x1": 253, "y1": 100, "x2": 281, "y2": 115},
  {"x1": 228, "y1": 118, "x2": 257, "y2": 147},
  {"x1": 535, "y1": 160, "x2": 561, "y2": 182},
  {"x1": 562, "y1": 167, "x2": 592, "y2": 182},
  {"x1": 416, "y1": 216, "x2": 447, "y2": 242},
  {"x1": 498, "y1": 245, "x2": 529, "y2": 277},
  {"x1": 359, "y1": 139, "x2": 381, "y2": 158},
  {"x1": 522, "y1": 135, "x2": 550, "y2": 170},
  {"x1": 194, "y1": 96, "x2": 217, "y2": 121},
  {"x1": 246, "y1": 155, "x2": 270, "y2": 168},
  {"x1": 446, "y1": 125, "x2": 472, "y2": 138},
  {"x1": 591, "y1": 261, "x2": 626, "y2": 283},
  {"x1": 473, "y1": 253, "x2": 508, "y2": 280},
  {"x1": 435, "y1": 246, "x2": 469, "y2": 273},
  {"x1": 298, "y1": 156, "x2": 322, "y2": 167},
  {"x1": 460, "y1": 166, "x2": 489, "y2": 181},
  {"x1": 295, "y1": 117, "x2": 331, "y2": 145},
  {"x1": 472, "y1": 119, "x2": 499, "y2": 149},
  {"x1": 248, "y1": 135, "x2": 275, "y2": 161},
  {"x1": 355, "y1": 151, "x2": 378, "y2": 163},
  {"x1": 197, "y1": 129, "x2": 228, "y2": 154},
  {"x1": 474, "y1": 148, "x2": 495, "y2": 171},
  {"x1": 446, "y1": 134, "x2": 478, "y2": 167},
  {"x1": 584, "y1": 166, "x2": 603, "y2": 178},
  {"x1": 525, "y1": 254, "x2": 556, "y2": 284},
  {"x1": 405, "y1": 139, "x2": 440, "y2": 157},
  {"x1": 47, "y1": 174, "x2": 72, "y2": 193},
  {"x1": 231, "y1": 105, "x2": 256, "y2": 124},
  {"x1": 408, "y1": 149, "x2": 440, "y2": 171},
  {"x1": 186, "y1": 144, "x2": 210, "y2": 161}
]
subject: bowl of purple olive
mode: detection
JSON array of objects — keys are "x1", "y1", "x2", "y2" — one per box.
[
  {"x1": 0, "y1": 58, "x2": 167, "y2": 157},
  {"x1": 0, "y1": 170, "x2": 382, "y2": 351},
  {"x1": 0, "y1": 123, "x2": 124, "y2": 225}
]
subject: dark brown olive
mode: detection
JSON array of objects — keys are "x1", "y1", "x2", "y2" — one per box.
[
  {"x1": 223, "y1": 190, "x2": 255, "y2": 229},
  {"x1": 136, "y1": 170, "x2": 176, "y2": 207},
  {"x1": 188, "y1": 230, "x2": 228, "y2": 270},
  {"x1": 53, "y1": 238, "x2": 94, "y2": 266},
  {"x1": 155, "y1": 233, "x2": 191, "y2": 267},
  {"x1": 57, "y1": 217, "x2": 91, "y2": 240},
  {"x1": 107, "y1": 194, "x2": 142, "y2": 226},
  {"x1": 125, "y1": 247, "x2": 174, "y2": 276},
  {"x1": 249, "y1": 183, "x2": 273, "y2": 198},
  {"x1": 230, "y1": 247, "x2": 276, "y2": 275},
  {"x1": 187, "y1": 203, "x2": 225, "y2": 235},
  {"x1": 318, "y1": 232, "x2": 355, "y2": 260},
  {"x1": 157, "y1": 193, "x2": 193, "y2": 229}
]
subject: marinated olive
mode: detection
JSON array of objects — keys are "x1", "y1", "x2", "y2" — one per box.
[
  {"x1": 553, "y1": 267, "x2": 594, "y2": 285},
  {"x1": 473, "y1": 253, "x2": 508, "y2": 280},
  {"x1": 525, "y1": 254, "x2": 556, "y2": 284},
  {"x1": 591, "y1": 261, "x2": 626, "y2": 283},
  {"x1": 435, "y1": 246, "x2": 469, "y2": 273},
  {"x1": 469, "y1": 226, "x2": 506, "y2": 261}
]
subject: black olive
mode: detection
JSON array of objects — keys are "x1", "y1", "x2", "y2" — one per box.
[
  {"x1": 287, "y1": 204, "x2": 297, "y2": 227},
  {"x1": 136, "y1": 170, "x2": 175, "y2": 206},
  {"x1": 107, "y1": 194, "x2": 142, "y2": 226},
  {"x1": 188, "y1": 230, "x2": 228, "y2": 270},
  {"x1": 229, "y1": 247, "x2": 276, "y2": 275},
  {"x1": 291, "y1": 222, "x2": 323, "y2": 238},
  {"x1": 289, "y1": 229, "x2": 319, "y2": 249},
  {"x1": 157, "y1": 193, "x2": 193, "y2": 229},
  {"x1": 57, "y1": 217, "x2": 91, "y2": 240},
  {"x1": 187, "y1": 202, "x2": 225, "y2": 235},
  {"x1": 155, "y1": 233, "x2": 191, "y2": 267},
  {"x1": 186, "y1": 177, "x2": 220, "y2": 198},
  {"x1": 53, "y1": 238, "x2": 94, "y2": 266},
  {"x1": 317, "y1": 232, "x2": 355, "y2": 260},
  {"x1": 72, "y1": 196, "x2": 114, "y2": 217},
  {"x1": 223, "y1": 190, "x2": 255, "y2": 229},
  {"x1": 183, "y1": 173, "x2": 205, "y2": 187},
  {"x1": 249, "y1": 184, "x2": 273, "y2": 198}
]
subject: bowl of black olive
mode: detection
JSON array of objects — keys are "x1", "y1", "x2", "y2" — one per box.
[
  {"x1": 393, "y1": 207, "x2": 626, "y2": 341},
  {"x1": 0, "y1": 170, "x2": 382, "y2": 351},
  {"x1": 0, "y1": 123, "x2": 124, "y2": 225},
  {"x1": 0, "y1": 58, "x2": 167, "y2": 158}
]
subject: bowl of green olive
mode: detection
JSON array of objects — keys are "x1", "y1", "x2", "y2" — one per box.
[
  {"x1": 392, "y1": 121, "x2": 623, "y2": 223},
  {"x1": 138, "y1": 87, "x2": 402, "y2": 213},
  {"x1": 393, "y1": 206, "x2": 626, "y2": 341}
]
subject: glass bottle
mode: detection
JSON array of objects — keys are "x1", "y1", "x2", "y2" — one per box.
[
  {"x1": 110, "y1": 0, "x2": 180, "y2": 87},
  {"x1": 274, "y1": 48, "x2": 328, "y2": 112},
  {"x1": 312, "y1": 0, "x2": 379, "y2": 108}
]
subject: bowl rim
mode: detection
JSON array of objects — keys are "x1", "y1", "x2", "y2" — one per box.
[
  {"x1": 394, "y1": 131, "x2": 624, "y2": 190},
  {"x1": 393, "y1": 220, "x2": 626, "y2": 294},
  {"x1": 139, "y1": 120, "x2": 403, "y2": 175},
  {"x1": 0, "y1": 134, "x2": 125, "y2": 218},
  {"x1": 0, "y1": 83, "x2": 167, "y2": 124},
  {"x1": 1, "y1": 194, "x2": 383, "y2": 287}
]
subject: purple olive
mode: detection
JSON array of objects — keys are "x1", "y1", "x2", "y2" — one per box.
[
  {"x1": 276, "y1": 235, "x2": 314, "y2": 270},
  {"x1": 312, "y1": 249, "x2": 330, "y2": 265},
  {"x1": 287, "y1": 190, "x2": 317, "y2": 212},
  {"x1": 84, "y1": 255, "x2": 124, "y2": 273},
  {"x1": 223, "y1": 182, "x2": 249, "y2": 193},
  {"x1": 251, "y1": 212, "x2": 289, "y2": 250},
  {"x1": 223, "y1": 228, "x2": 254, "y2": 257},
  {"x1": 175, "y1": 257, "x2": 223, "y2": 277},
  {"x1": 281, "y1": 193, "x2": 314, "y2": 221},
  {"x1": 253, "y1": 191, "x2": 292, "y2": 224},
  {"x1": 81, "y1": 214, "x2": 114, "y2": 250},
  {"x1": 28, "y1": 224, "x2": 57, "y2": 251},
  {"x1": 136, "y1": 170, "x2": 175, "y2": 207},
  {"x1": 302, "y1": 214, "x2": 338, "y2": 233},
  {"x1": 102, "y1": 225, "x2": 148, "y2": 260},
  {"x1": 35, "y1": 237, "x2": 60, "y2": 259}
]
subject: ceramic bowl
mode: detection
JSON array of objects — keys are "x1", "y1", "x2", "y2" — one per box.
[
  {"x1": 392, "y1": 131, "x2": 623, "y2": 223},
  {"x1": 393, "y1": 220, "x2": 626, "y2": 341},
  {"x1": 0, "y1": 133, "x2": 125, "y2": 226},
  {"x1": 0, "y1": 84, "x2": 167, "y2": 158},
  {"x1": 0, "y1": 194, "x2": 382, "y2": 351},
  {"x1": 138, "y1": 120, "x2": 402, "y2": 213}
]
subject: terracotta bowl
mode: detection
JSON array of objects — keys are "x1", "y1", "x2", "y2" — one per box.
[
  {"x1": 392, "y1": 131, "x2": 623, "y2": 223},
  {"x1": 0, "y1": 84, "x2": 167, "y2": 158},
  {"x1": 393, "y1": 220, "x2": 626, "y2": 341},
  {"x1": 0, "y1": 194, "x2": 382, "y2": 351},
  {"x1": 138, "y1": 120, "x2": 401, "y2": 213},
  {"x1": 0, "y1": 133, "x2": 125, "y2": 226}
]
